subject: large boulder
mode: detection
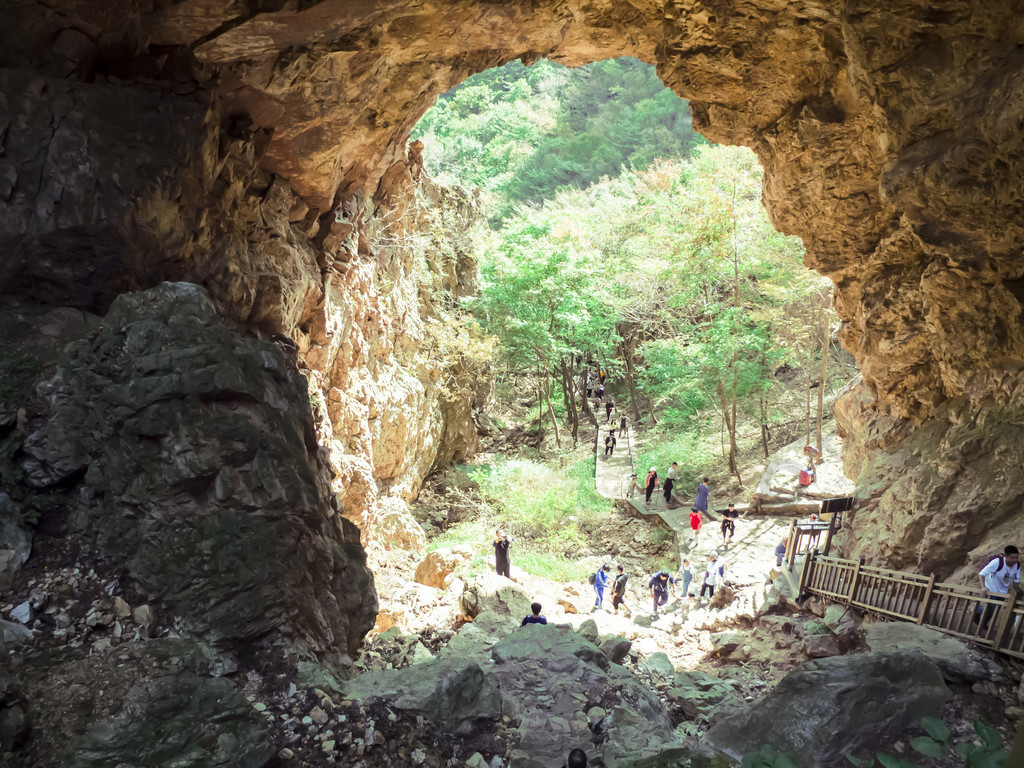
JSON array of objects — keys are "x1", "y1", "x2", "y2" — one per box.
[
  {"x1": 706, "y1": 651, "x2": 951, "y2": 766},
  {"x1": 863, "y1": 622, "x2": 1003, "y2": 683},
  {"x1": 459, "y1": 572, "x2": 532, "y2": 621},
  {"x1": 19, "y1": 284, "x2": 377, "y2": 663},
  {"x1": 63, "y1": 675, "x2": 273, "y2": 768},
  {"x1": 344, "y1": 656, "x2": 502, "y2": 728},
  {"x1": 666, "y1": 670, "x2": 743, "y2": 720},
  {"x1": 414, "y1": 546, "x2": 472, "y2": 589},
  {"x1": 0, "y1": 496, "x2": 30, "y2": 591},
  {"x1": 490, "y1": 625, "x2": 686, "y2": 768},
  {"x1": 754, "y1": 434, "x2": 854, "y2": 504}
]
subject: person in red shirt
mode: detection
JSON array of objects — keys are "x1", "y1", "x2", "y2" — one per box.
[{"x1": 689, "y1": 507, "x2": 703, "y2": 549}]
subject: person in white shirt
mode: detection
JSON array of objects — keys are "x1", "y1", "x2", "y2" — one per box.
[
  {"x1": 976, "y1": 545, "x2": 1020, "y2": 630},
  {"x1": 699, "y1": 553, "x2": 726, "y2": 601}
]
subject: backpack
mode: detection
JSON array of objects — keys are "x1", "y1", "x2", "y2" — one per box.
[
  {"x1": 978, "y1": 554, "x2": 1017, "y2": 578},
  {"x1": 588, "y1": 572, "x2": 596, "y2": 585}
]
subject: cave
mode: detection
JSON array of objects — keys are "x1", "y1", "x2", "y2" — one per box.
[{"x1": 2, "y1": 1, "x2": 1024, "y2": 765}]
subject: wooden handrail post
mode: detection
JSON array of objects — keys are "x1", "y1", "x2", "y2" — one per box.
[
  {"x1": 917, "y1": 573, "x2": 936, "y2": 625},
  {"x1": 798, "y1": 548, "x2": 816, "y2": 597},
  {"x1": 786, "y1": 519, "x2": 797, "y2": 570},
  {"x1": 993, "y1": 584, "x2": 1021, "y2": 652},
  {"x1": 823, "y1": 509, "x2": 839, "y2": 556},
  {"x1": 849, "y1": 557, "x2": 863, "y2": 603}
]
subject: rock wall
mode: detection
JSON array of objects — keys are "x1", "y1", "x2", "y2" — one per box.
[
  {"x1": 19, "y1": 283, "x2": 378, "y2": 663},
  {"x1": 834, "y1": 378, "x2": 1024, "y2": 581}
]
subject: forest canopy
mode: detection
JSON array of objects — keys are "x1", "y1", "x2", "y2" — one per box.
[{"x1": 413, "y1": 57, "x2": 842, "y2": 477}]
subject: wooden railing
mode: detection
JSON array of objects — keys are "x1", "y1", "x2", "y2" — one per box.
[
  {"x1": 784, "y1": 520, "x2": 832, "y2": 570},
  {"x1": 800, "y1": 553, "x2": 1024, "y2": 660}
]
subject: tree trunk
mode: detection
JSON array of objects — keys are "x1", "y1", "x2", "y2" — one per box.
[
  {"x1": 542, "y1": 370, "x2": 561, "y2": 449},
  {"x1": 621, "y1": 336, "x2": 643, "y2": 424},
  {"x1": 560, "y1": 357, "x2": 579, "y2": 445},
  {"x1": 759, "y1": 336, "x2": 771, "y2": 458},
  {"x1": 718, "y1": 380, "x2": 743, "y2": 485}
]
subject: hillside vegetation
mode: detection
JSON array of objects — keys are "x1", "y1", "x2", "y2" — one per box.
[{"x1": 415, "y1": 56, "x2": 853, "y2": 490}]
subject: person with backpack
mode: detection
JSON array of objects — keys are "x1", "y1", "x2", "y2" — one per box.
[
  {"x1": 648, "y1": 569, "x2": 676, "y2": 617},
  {"x1": 721, "y1": 502, "x2": 739, "y2": 545},
  {"x1": 699, "y1": 553, "x2": 726, "y2": 602},
  {"x1": 591, "y1": 563, "x2": 611, "y2": 611},
  {"x1": 663, "y1": 462, "x2": 678, "y2": 506},
  {"x1": 644, "y1": 467, "x2": 659, "y2": 506},
  {"x1": 975, "y1": 545, "x2": 1020, "y2": 630},
  {"x1": 612, "y1": 565, "x2": 630, "y2": 616},
  {"x1": 618, "y1": 414, "x2": 627, "y2": 438},
  {"x1": 689, "y1": 507, "x2": 703, "y2": 549},
  {"x1": 493, "y1": 529, "x2": 513, "y2": 578},
  {"x1": 604, "y1": 431, "x2": 617, "y2": 457}
]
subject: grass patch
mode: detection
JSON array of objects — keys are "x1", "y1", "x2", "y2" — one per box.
[
  {"x1": 428, "y1": 453, "x2": 616, "y2": 580},
  {"x1": 636, "y1": 429, "x2": 707, "y2": 498}
]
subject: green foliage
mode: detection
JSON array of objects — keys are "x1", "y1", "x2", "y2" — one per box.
[
  {"x1": 429, "y1": 456, "x2": 612, "y2": 579},
  {"x1": 636, "y1": 431, "x2": 705, "y2": 495},
  {"x1": 414, "y1": 58, "x2": 705, "y2": 224},
  {"x1": 843, "y1": 716, "x2": 1008, "y2": 768}
]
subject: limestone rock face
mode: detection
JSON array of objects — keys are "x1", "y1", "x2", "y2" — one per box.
[
  {"x1": 706, "y1": 651, "x2": 951, "y2": 766},
  {"x1": 835, "y1": 377, "x2": 1024, "y2": 579},
  {"x1": 21, "y1": 283, "x2": 377, "y2": 663}
]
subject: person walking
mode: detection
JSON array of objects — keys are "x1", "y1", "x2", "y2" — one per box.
[
  {"x1": 721, "y1": 502, "x2": 738, "y2": 545},
  {"x1": 695, "y1": 476, "x2": 711, "y2": 513},
  {"x1": 604, "y1": 431, "x2": 617, "y2": 457},
  {"x1": 618, "y1": 414, "x2": 627, "y2": 438},
  {"x1": 663, "y1": 462, "x2": 678, "y2": 506},
  {"x1": 699, "y1": 553, "x2": 725, "y2": 602},
  {"x1": 775, "y1": 538, "x2": 787, "y2": 568},
  {"x1": 677, "y1": 559, "x2": 694, "y2": 599},
  {"x1": 521, "y1": 602, "x2": 548, "y2": 626},
  {"x1": 593, "y1": 563, "x2": 611, "y2": 611},
  {"x1": 605, "y1": 400, "x2": 614, "y2": 424},
  {"x1": 612, "y1": 565, "x2": 630, "y2": 616},
  {"x1": 493, "y1": 529, "x2": 513, "y2": 578},
  {"x1": 975, "y1": 545, "x2": 1020, "y2": 630},
  {"x1": 689, "y1": 507, "x2": 703, "y2": 549},
  {"x1": 644, "y1": 467, "x2": 659, "y2": 506},
  {"x1": 648, "y1": 569, "x2": 676, "y2": 617}
]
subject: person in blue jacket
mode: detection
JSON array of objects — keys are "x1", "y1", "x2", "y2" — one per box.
[{"x1": 593, "y1": 563, "x2": 611, "y2": 611}]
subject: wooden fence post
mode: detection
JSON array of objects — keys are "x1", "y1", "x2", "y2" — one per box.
[
  {"x1": 917, "y1": 573, "x2": 936, "y2": 625},
  {"x1": 848, "y1": 557, "x2": 863, "y2": 603},
  {"x1": 785, "y1": 519, "x2": 796, "y2": 570},
  {"x1": 993, "y1": 584, "x2": 1022, "y2": 652},
  {"x1": 798, "y1": 548, "x2": 816, "y2": 597},
  {"x1": 823, "y1": 510, "x2": 839, "y2": 556}
]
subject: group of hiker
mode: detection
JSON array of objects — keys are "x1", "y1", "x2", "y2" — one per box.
[{"x1": 586, "y1": 556, "x2": 728, "y2": 617}]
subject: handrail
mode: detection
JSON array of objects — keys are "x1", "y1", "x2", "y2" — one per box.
[{"x1": 801, "y1": 553, "x2": 1024, "y2": 660}]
